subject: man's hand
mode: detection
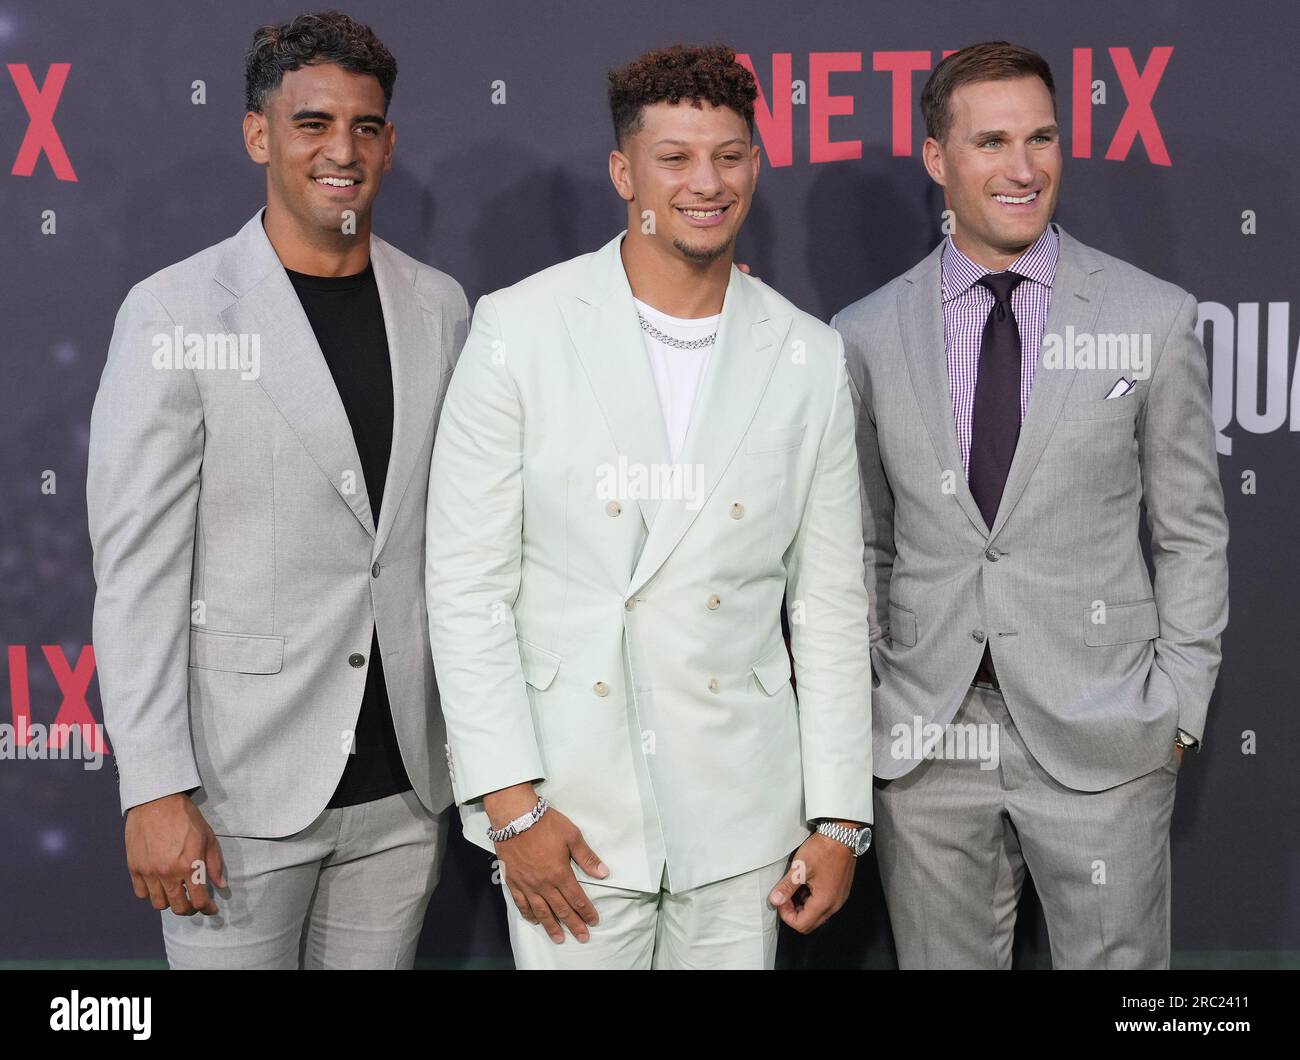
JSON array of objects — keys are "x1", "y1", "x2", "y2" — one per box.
[
  {"x1": 1175, "y1": 743, "x2": 1185, "y2": 769},
  {"x1": 485, "y1": 783, "x2": 608, "y2": 944},
  {"x1": 769, "y1": 828, "x2": 858, "y2": 934},
  {"x1": 124, "y1": 792, "x2": 225, "y2": 916}
]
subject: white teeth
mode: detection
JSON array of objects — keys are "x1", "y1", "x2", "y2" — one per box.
[
  {"x1": 681, "y1": 207, "x2": 723, "y2": 218},
  {"x1": 994, "y1": 192, "x2": 1037, "y2": 204},
  {"x1": 315, "y1": 177, "x2": 356, "y2": 187}
]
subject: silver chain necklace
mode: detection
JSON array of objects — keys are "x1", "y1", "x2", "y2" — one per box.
[{"x1": 636, "y1": 309, "x2": 718, "y2": 350}]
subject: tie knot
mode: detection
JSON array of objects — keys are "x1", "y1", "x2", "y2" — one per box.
[{"x1": 978, "y1": 271, "x2": 1024, "y2": 304}]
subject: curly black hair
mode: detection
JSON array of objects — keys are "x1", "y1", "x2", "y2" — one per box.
[
  {"x1": 608, "y1": 43, "x2": 757, "y2": 148},
  {"x1": 244, "y1": 10, "x2": 397, "y2": 114}
]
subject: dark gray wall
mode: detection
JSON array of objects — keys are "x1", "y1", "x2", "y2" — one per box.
[{"x1": 1, "y1": 0, "x2": 1295, "y2": 965}]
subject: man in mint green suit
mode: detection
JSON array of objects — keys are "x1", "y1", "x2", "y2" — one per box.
[{"x1": 424, "y1": 45, "x2": 873, "y2": 969}]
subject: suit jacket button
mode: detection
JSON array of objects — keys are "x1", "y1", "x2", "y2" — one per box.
[
  {"x1": 349, "y1": 652, "x2": 366, "y2": 667},
  {"x1": 625, "y1": 598, "x2": 636, "y2": 611},
  {"x1": 705, "y1": 593, "x2": 721, "y2": 610},
  {"x1": 970, "y1": 630, "x2": 986, "y2": 643},
  {"x1": 707, "y1": 678, "x2": 720, "y2": 693},
  {"x1": 605, "y1": 501, "x2": 622, "y2": 517},
  {"x1": 593, "y1": 681, "x2": 609, "y2": 696},
  {"x1": 984, "y1": 548, "x2": 999, "y2": 562},
  {"x1": 730, "y1": 502, "x2": 745, "y2": 519},
  {"x1": 372, "y1": 561, "x2": 382, "y2": 577}
]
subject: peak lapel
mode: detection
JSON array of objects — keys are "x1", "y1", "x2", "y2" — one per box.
[
  {"x1": 626, "y1": 266, "x2": 787, "y2": 597},
  {"x1": 558, "y1": 232, "x2": 673, "y2": 531}
]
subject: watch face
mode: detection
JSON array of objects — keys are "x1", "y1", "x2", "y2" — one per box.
[{"x1": 855, "y1": 828, "x2": 873, "y2": 856}]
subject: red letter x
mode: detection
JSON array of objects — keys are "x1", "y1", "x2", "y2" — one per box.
[
  {"x1": 45, "y1": 645, "x2": 105, "y2": 752},
  {"x1": 1105, "y1": 47, "x2": 1172, "y2": 166},
  {"x1": 8, "y1": 62, "x2": 78, "y2": 181}
]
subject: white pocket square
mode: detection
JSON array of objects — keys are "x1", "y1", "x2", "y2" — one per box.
[{"x1": 1104, "y1": 377, "x2": 1135, "y2": 399}]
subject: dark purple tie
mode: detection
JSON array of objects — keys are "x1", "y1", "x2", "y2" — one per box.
[{"x1": 968, "y1": 271, "x2": 1026, "y2": 529}]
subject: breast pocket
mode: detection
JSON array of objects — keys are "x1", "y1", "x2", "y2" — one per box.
[
  {"x1": 1061, "y1": 394, "x2": 1141, "y2": 422},
  {"x1": 746, "y1": 423, "x2": 807, "y2": 454}
]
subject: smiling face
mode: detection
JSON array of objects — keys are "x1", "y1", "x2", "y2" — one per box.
[
  {"x1": 923, "y1": 75, "x2": 1061, "y2": 270},
  {"x1": 243, "y1": 62, "x2": 394, "y2": 242},
  {"x1": 610, "y1": 99, "x2": 759, "y2": 267}
]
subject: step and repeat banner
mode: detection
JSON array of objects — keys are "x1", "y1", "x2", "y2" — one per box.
[{"x1": 1, "y1": 0, "x2": 1295, "y2": 965}]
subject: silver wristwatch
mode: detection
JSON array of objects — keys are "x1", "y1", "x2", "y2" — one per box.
[
  {"x1": 486, "y1": 796, "x2": 549, "y2": 843},
  {"x1": 815, "y1": 820, "x2": 873, "y2": 856}
]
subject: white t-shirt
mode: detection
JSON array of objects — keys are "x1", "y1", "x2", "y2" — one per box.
[{"x1": 633, "y1": 297, "x2": 720, "y2": 462}]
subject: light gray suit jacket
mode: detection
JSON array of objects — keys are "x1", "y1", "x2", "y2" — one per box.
[
  {"x1": 832, "y1": 225, "x2": 1228, "y2": 790},
  {"x1": 426, "y1": 231, "x2": 873, "y2": 893},
  {"x1": 87, "y1": 209, "x2": 469, "y2": 836}
]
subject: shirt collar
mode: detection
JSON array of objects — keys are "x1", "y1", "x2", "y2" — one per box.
[{"x1": 941, "y1": 222, "x2": 1060, "y2": 303}]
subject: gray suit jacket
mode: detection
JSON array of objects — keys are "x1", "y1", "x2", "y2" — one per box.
[
  {"x1": 87, "y1": 209, "x2": 469, "y2": 835},
  {"x1": 832, "y1": 225, "x2": 1228, "y2": 790}
]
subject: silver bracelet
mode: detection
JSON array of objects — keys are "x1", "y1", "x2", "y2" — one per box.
[{"x1": 486, "y1": 796, "x2": 549, "y2": 843}]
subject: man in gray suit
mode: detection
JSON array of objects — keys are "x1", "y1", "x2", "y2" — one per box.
[
  {"x1": 86, "y1": 12, "x2": 468, "y2": 968},
  {"x1": 832, "y1": 41, "x2": 1228, "y2": 968}
]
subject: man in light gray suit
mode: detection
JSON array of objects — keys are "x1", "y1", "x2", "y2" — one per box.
[
  {"x1": 86, "y1": 12, "x2": 467, "y2": 968},
  {"x1": 832, "y1": 42, "x2": 1228, "y2": 968}
]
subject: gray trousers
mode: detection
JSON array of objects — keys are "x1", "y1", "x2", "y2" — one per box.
[
  {"x1": 161, "y1": 788, "x2": 448, "y2": 969},
  {"x1": 875, "y1": 683, "x2": 1179, "y2": 969}
]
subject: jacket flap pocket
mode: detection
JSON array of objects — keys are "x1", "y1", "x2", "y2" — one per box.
[
  {"x1": 746, "y1": 423, "x2": 806, "y2": 454},
  {"x1": 189, "y1": 628, "x2": 285, "y2": 674},
  {"x1": 751, "y1": 642, "x2": 793, "y2": 695},
  {"x1": 517, "y1": 637, "x2": 561, "y2": 690},
  {"x1": 1084, "y1": 598, "x2": 1159, "y2": 646},
  {"x1": 888, "y1": 602, "x2": 917, "y2": 647}
]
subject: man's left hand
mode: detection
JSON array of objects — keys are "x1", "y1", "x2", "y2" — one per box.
[{"x1": 768, "y1": 829, "x2": 858, "y2": 934}]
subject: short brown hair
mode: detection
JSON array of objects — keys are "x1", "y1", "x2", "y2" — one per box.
[
  {"x1": 607, "y1": 43, "x2": 756, "y2": 148},
  {"x1": 920, "y1": 41, "x2": 1056, "y2": 143}
]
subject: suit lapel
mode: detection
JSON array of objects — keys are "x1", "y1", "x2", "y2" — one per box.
[
  {"x1": 370, "y1": 237, "x2": 440, "y2": 556},
  {"x1": 626, "y1": 262, "x2": 788, "y2": 596},
  {"x1": 897, "y1": 240, "x2": 988, "y2": 536},
  {"x1": 217, "y1": 210, "x2": 375, "y2": 538},
  {"x1": 989, "y1": 226, "x2": 1105, "y2": 538},
  {"x1": 558, "y1": 232, "x2": 673, "y2": 531}
]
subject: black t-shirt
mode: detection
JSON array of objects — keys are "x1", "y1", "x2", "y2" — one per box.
[{"x1": 285, "y1": 262, "x2": 413, "y2": 807}]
